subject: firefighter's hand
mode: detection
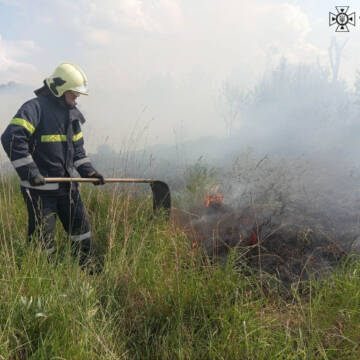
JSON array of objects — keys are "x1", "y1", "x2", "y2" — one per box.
[
  {"x1": 88, "y1": 171, "x2": 105, "y2": 186},
  {"x1": 29, "y1": 174, "x2": 46, "y2": 186}
]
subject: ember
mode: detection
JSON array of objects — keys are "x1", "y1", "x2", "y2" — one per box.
[{"x1": 205, "y1": 193, "x2": 224, "y2": 208}]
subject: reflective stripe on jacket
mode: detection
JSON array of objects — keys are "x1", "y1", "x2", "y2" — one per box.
[{"x1": 1, "y1": 90, "x2": 95, "y2": 188}]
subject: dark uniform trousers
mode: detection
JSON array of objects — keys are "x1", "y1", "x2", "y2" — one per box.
[{"x1": 21, "y1": 183, "x2": 91, "y2": 265}]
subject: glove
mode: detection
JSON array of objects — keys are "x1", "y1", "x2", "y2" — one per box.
[
  {"x1": 29, "y1": 174, "x2": 46, "y2": 186},
  {"x1": 88, "y1": 170, "x2": 105, "y2": 186}
]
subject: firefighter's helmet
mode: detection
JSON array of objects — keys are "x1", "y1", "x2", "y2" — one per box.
[{"x1": 46, "y1": 63, "x2": 88, "y2": 97}]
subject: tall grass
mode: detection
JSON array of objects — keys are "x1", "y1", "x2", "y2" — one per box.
[{"x1": 1, "y1": 175, "x2": 360, "y2": 359}]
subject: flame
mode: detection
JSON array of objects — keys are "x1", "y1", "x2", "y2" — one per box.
[
  {"x1": 205, "y1": 193, "x2": 224, "y2": 207},
  {"x1": 250, "y1": 230, "x2": 258, "y2": 245}
]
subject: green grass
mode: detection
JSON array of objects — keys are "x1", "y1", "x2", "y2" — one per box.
[{"x1": 1, "y1": 175, "x2": 360, "y2": 359}]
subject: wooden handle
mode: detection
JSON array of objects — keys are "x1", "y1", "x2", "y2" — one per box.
[
  {"x1": 43, "y1": 177, "x2": 171, "y2": 217},
  {"x1": 44, "y1": 177, "x2": 155, "y2": 183}
]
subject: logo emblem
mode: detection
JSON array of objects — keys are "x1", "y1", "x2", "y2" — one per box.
[{"x1": 329, "y1": 6, "x2": 356, "y2": 32}]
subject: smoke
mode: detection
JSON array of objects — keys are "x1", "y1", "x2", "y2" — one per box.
[
  {"x1": 180, "y1": 152, "x2": 357, "y2": 284},
  {"x1": 0, "y1": 34, "x2": 40, "y2": 84},
  {"x1": 0, "y1": 0, "x2": 335, "y2": 152},
  {"x1": 172, "y1": 60, "x2": 360, "y2": 280}
]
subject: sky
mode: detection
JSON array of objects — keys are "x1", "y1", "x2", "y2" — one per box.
[{"x1": 0, "y1": 0, "x2": 359, "y2": 152}]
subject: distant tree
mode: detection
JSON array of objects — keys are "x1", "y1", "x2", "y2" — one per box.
[
  {"x1": 218, "y1": 80, "x2": 249, "y2": 137},
  {"x1": 328, "y1": 37, "x2": 348, "y2": 83},
  {"x1": 354, "y1": 71, "x2": 360, "y2": 106},
  {"x1": 0, "y1": 81, "x2": 16, "y2": 91},
  {"x1": 219, "y1": 57, "x2": 357, "y2": 154}
]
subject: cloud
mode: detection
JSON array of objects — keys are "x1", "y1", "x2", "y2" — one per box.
[
  {"x1": 0, "y1": 0, "x2": 336, "y2": 148},
  {"x1": 2, "y1": 1, "x2": 321, "y2": 82},
  {"x1": 70, "y1": 0, "x2": 155, "y2": 33},
  {"x1": 84, "y1": 29, "x2": 113, "y2": 46},
  {"x1": 260, "y1": 3, "x2": 326, "y2": 64},
  {"x1": 0, "y1": 34, "x2": 39, "y2": 84},
  {"x1": 57, "y1": 0, "x2": 327, "y2": 148},
  {"x1": 70, "y1": 0, "x2": 184, "y2": 42}
]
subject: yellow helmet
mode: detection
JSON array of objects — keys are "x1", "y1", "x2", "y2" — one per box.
[{"x1": 46, "y1": 63, "x2": 88, "y2": 97}]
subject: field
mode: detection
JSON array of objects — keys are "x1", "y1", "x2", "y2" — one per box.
[{"x1": 1, "y1": 175, "x2": 360, "y2": 360}]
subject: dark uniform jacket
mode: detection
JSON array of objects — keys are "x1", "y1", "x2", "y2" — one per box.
[{"x1": 1, "y1": 85, "x2": 96, "y2": 190}]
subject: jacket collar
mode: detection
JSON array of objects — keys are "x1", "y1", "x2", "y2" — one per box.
[
  {"x1": 35, "y1": 81, "x2": 86, "y2": 124},
  {"x1": 69, "y1": 107, "x2": 86, "y2": 124}
]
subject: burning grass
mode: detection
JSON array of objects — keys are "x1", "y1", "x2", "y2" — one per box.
[
  {"x1": 177, "y1": 152, "x2": 359, "y2": 289},
  {"x1": 183, "y1": 197, "x2": 348, "y2": 286}
]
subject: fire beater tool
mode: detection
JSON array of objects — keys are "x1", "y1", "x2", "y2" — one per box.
[{"x1": 44, "y1": 177, "x2": 171, "y2": 217}]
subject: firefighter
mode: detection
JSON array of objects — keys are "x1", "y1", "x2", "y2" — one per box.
[{"x1": 1, "y1": 62, "x2": 105, "y2": 267}]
